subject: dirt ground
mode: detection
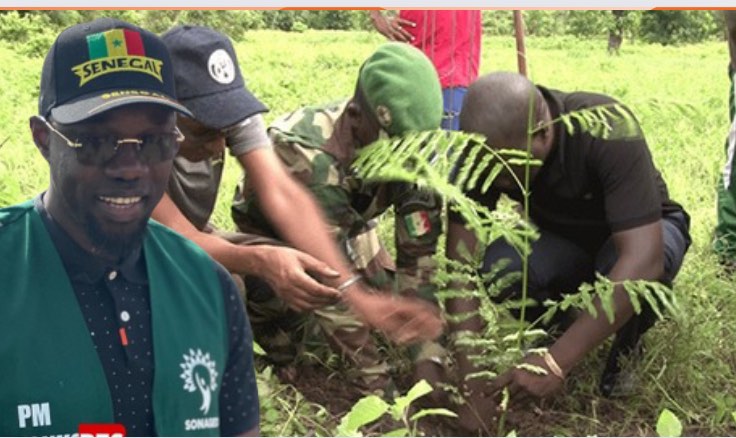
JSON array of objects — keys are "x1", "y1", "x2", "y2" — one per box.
[
  {"x1": 274, "y1": 362, "x2": 587, "y2": 437},
  {"x1": 278, "y1": 363, "x2": 460, "y2": 436},
  {"x1": 273, "y1": 362, "x2": 732, "y2": 437}
]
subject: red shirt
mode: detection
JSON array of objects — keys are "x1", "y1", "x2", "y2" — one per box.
[{"x1": 399, "y1": 10, "x2": 482, "y2": 88}]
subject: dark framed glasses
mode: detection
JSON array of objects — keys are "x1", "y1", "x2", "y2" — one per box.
[
  {"x1": 41, "y1": 117, "x2": 184, "y2": 165},
  {"x1": 176, "y1": 115, "x2": 243, "y2": 147}
]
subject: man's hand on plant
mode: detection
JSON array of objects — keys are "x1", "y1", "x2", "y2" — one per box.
[
  {"x1": 258, "y1": 245, "x2": 341, "y2": 312},
  {"x1": 490, "y1": 352, "x2": 566, "y2": 405},
  {"x1": 455, "y1": 351, "x2": 566, "y2": 433}
]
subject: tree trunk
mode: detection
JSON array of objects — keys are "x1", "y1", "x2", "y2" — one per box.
[{"x1": 608, "y1": 10, "x2": 625, "y2": 54}]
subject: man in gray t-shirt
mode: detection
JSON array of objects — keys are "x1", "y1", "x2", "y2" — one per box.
[
  {"x1": 167, "y1": 114, "x2": 268, "y2": 232},
  {"x1": 154, "y1": 25, "x2": 344, "y2": 304}
]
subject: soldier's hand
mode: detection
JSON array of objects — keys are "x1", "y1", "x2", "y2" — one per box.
[
  {"x1": 343, "y1": 286, "x2": 444, "y2": 344},
  {"x1": 258, "y1": 246, "x2": 341, "y2": 312}
]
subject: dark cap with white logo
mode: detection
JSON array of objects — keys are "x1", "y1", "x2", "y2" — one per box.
[
  {"x1": 39, "y1": 17, "x2": 192, "y2": 124},
  {"x1": 161, "y1": 25, "x2": 267, "y2": 130}
]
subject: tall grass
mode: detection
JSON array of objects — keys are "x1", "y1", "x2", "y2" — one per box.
[{"x1": 1, "y1": 30, "x2": 734, "y2": 435}]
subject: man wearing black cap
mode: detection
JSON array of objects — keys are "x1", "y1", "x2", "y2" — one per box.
[
  {"x1": 153, "y1": 24, "x2": 343, "y2": 310},
  {"x1": 152, "y1": 26, "x2": 443, "y2": 391},
  {"x1": 0, "y1": 19, "x2": 258, "y2": 436}
]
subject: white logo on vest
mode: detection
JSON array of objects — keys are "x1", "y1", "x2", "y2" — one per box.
[
  {"x1": 180, "y1": 348, "x2": 218, "y2": 415},
  {"x1": 208, "y1": 49, "x2": 236, "y2": 85}
]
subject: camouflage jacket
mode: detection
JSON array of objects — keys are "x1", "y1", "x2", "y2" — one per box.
[{"x1": 231, "y1": 101, "x2": 441, "y2": 299}]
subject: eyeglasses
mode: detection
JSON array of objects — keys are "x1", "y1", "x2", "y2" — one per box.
[{"x1": 41, "y1": 117, "x2": 184, "y2": 165}]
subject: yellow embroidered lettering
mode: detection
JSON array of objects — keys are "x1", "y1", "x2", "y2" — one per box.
[{"x1": 72, "y1": 56, "x2": 164, "y2": 86}]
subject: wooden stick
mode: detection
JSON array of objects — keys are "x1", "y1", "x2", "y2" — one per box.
[{"x1": 513, "y1": 10, "x2": 528, "y2": 77}]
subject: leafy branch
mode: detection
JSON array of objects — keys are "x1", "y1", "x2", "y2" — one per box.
[
  {"x1": 353, "y1": 130, "x2": 537, "y2": 254},
  {"x1": 352, "y1": 100, "x2": 682, "y2": 433},
  {"x1": 536, "y1": 102, "x2": 643, "y2": 140}
]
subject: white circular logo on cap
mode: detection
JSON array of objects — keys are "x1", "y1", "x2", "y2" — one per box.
[{"x1": 208, "y1": 49, "x2": 236, "y2": 85}]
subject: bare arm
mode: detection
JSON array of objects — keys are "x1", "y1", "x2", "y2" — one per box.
[
  {"x1": 239, "y1": 148, "x2": 444, "y2": 344},
  {"x1": 548, "y1": 220, "x2": 664, "y2": 374},
  {"x1": 490, "y1": 221, "x2": 665, "y2": 403},
  {"x1": 152, "y1": 192, "x2": 256, "y2": 273},
  {"x1": 151, "y1": 191, "x2": 341, "y2": 311},
  {"x1": 239, "y1": 148, "x2": 355, "y2": 287}
]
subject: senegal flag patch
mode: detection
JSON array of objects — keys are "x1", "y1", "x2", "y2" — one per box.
[
  {"x1": 72, "y1": 29, "x2": 164, "y2": 86},
  {"x1": 404, "y1": 211, "x2": 432, "y2": 237}
]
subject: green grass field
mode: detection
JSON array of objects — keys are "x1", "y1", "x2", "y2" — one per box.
[{"x1": 1, "y1": 30, "x2": 735, "y2": 435}]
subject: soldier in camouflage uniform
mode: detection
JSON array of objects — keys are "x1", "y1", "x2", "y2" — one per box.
[
  {"x1": 232, "y1": 43, "x2": 447, "y2": 391},
  {"x1": 154, "y1": 27, "x2": 444, "y2": 393}
]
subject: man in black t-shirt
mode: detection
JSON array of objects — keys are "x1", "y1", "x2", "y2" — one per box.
[{"x1": 446, "y1": 72, "x2": 691, "y2": 431}]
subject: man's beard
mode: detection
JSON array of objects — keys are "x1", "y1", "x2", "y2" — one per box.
[{"x1": 85, "y1": 213, "x2": 148, "y2": 262}]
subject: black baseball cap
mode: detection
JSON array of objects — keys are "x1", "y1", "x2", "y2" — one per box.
[
  {"x1": 39, "y1": 18, "x2": 192, "y2": 124},
  {"x1": 161, "y1": 25, "x2": 267, "y2": 130}
]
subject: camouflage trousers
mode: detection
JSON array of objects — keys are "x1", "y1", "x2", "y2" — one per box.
[
  {"x1": 213, "y1": 226, "x2": 392, "y2": 391},
  {"x1": 214, "y1": 224, "x2": 444, "y2": 392}
]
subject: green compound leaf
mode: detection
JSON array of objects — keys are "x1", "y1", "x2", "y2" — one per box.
[
  {"x1": 338, "y1": 395, "x2": 389, "y2": 436},
  {"x1": 656, "y1": 408, "x2": 683, "y2": 437}
]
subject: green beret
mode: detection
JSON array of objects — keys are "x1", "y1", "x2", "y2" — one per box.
[{"x1": 358, "y1": 42, "x2": 443, "y2": 136}]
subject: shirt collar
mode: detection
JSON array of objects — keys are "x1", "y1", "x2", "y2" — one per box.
[
  {"x1": 34, "y1": 195, "x2": 148, "y2": 285},
  {"x1": 533, "y1": 85, "x2": 567, "y2": 186},
  {"x1": 537, "y1": 85, "x2": 564, "y2": 163}
]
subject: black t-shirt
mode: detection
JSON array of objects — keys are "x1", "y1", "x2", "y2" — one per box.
[{"x1": 452, "y1": 86, "x2": 687, "y2": 254}]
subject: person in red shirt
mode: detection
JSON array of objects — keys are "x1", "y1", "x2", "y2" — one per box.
[{"x1": 371, "y1": 10, "x2": 482, "y2": 130}]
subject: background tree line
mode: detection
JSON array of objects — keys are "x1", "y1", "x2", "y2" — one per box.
[{"x1": 0, "y1": 10, "x2": 726, "y2": 57}]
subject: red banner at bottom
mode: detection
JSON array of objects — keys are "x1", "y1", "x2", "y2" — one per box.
[{"x1": 78, "y1": 423, "x2": 126, "y2": 437}]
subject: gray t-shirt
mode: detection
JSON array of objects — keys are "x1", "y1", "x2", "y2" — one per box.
[{"x1": 167, "y1": 114, "x2": 270, "y2": 230}]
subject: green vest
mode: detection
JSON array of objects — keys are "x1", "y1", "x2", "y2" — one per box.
[{"x1": 0, "y1": 201, "x2": 228, "y2": 436}]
